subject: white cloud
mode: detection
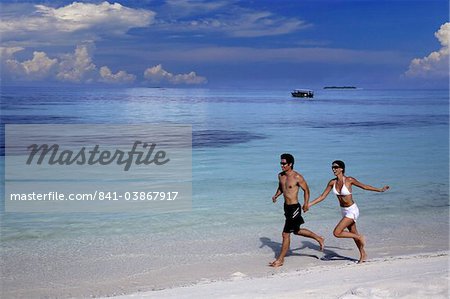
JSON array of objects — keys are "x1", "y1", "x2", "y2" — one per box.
[
  {"x1": 167, "y1": 11, "x2": 306, "y2": 38},
  {"x1": 144, "y1": 64, "x2": 207, "y2": 85},
  {"x1": 56, "y1": 43, "x2": 98, "y2": 83},
  {"x1": 0, "y1": 47, "x2": 25, "y2": 60},
  {"x1": 0, "y1": 2, "x2": 155, "y2": 45},
  {"x1": 99, "y1": 66, "x2": 136, "y2": 84},
  {"x1": 2, "y1": 45, "x2": 204, "y2": 85},
  {"x1": 435, "y1": 22, "x2": 450, "y2": 47},
  {"x1": 1, "y1": 48, "x2": 58, "y2": 80},
  {"x1": 158, "y1": 1, "x2": 308, "y2": 37},
  {"x1": 405, "y1": 22, "x2": 450, "y2": 78},
  {"x1": 227, "y1": 11, "x2": 307, "y2": 38},
  {"x1": 35, "y1": 2, "x2": 153, "y2": 32},
  {"x1": 2, "y1": 43, "x2": 137, "y2": 84},
  {"x1": 13, "y1": 52, "x2": 58, "y2": 80}
]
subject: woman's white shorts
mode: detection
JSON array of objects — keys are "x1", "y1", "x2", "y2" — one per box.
[{"x1": 341, "y1": 203, "x2": 359, "y2": 222}]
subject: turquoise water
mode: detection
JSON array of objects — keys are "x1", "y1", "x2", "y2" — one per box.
[{"x1": 1, "y1": 87, "x2": 449, "y2": 297}]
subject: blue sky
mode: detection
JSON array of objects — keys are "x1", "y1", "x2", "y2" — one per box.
[{"x1": 1, "y1": 0, "x2": 448, "y2": 88}]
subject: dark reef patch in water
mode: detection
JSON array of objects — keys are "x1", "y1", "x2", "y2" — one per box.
[{"x1": 193, "y1": 130, "x2": 265, "y2": 148}]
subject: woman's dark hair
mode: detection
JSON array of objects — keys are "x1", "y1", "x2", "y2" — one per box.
[
  {"x1": 281, "y1": 153, "x2": 295, "y2": 169},
  {"x1": 332, "y1": 160, "x2": 345, "y2": 173}
]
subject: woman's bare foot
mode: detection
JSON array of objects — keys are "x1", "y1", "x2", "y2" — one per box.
[
  {"x1": 358, "y1": 249, "x2": 367, "y2": 263},
  {"x1": 357, "y1": 235, "x2": 366, "y2": 263},
  {"x1": 269, "y1": 259, "x2": 284, "y2": 267}
]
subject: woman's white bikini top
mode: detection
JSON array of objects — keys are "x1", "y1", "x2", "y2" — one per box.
[{"x1": 333, "y1": 177, "x2": 352, "y2": 196}]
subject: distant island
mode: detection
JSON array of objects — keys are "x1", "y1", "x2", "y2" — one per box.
[{"x1": 323, "y1": 86, "x2": 357, "y2": 89}]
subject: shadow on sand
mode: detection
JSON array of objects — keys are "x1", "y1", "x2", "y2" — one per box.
[{"x1": 260, "y1": 237, "x2": 357, "y2": 262}]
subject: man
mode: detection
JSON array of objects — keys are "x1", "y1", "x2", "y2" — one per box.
[{"x1": 270, "y1": 153, "x2": 324, "y2": 267}]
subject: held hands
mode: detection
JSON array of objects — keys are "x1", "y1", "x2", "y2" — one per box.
[{"x1": 302, "y1": 203, "x2": 310, "y2": 213}]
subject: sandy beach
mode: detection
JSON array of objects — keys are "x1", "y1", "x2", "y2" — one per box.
[{"x1": 103, "y1": 252, "x2": 449, "y2": 299}]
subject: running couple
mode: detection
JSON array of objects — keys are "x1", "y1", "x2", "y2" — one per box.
[{"x1": 270, "y1": 153, "x2": 389, "y2": 267}]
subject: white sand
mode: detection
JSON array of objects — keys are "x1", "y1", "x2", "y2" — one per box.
[{"x1": 103, "y1": 252, "x2": 449, "y2": 299}]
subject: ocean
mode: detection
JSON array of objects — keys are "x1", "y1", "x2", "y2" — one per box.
[{"x1": 1, "y1": 87, "x2": 449, "y2": 298}]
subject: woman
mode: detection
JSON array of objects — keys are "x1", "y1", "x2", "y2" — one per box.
[{"x1": 308, "y1": 160, "x2": 389, "y2": 263}]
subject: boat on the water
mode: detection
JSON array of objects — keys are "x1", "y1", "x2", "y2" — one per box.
[{"x1": 291, "y1": 89, "x2": 314, "y2": 98}]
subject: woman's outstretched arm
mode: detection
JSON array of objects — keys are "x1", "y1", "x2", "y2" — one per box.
[
  {"x1": 349, "y1": 177, "x2": 389, "y2": 192},
  {"x1": 308, "y1": 180, "x2": 334, "y2": 208}
]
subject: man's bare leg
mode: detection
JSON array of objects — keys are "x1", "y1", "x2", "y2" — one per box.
[
  {"x1": 270, "y1": 232, "x2": 290, "y2": 267},
  {"x1": 295, "y1": 228, "x2": 325, "y2": 251}
]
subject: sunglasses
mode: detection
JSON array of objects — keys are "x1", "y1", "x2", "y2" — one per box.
[
  {"x1": 331, "y1": 165, "x2": 341, "y2": 169},
  {"x1": 280, "y1": 162, "x2": 289, "y2": 166}
]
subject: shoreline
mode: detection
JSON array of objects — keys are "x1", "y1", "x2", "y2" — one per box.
[{"x1": 101, "y1": 251, "x2": 449, "y2": 299}]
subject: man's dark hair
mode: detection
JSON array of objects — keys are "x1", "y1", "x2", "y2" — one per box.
[{"x1": 281, "y1": 153, "x2": 295, "y2": 169}]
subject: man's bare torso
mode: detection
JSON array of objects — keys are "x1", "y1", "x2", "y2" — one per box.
[{"x1": 279, "y1": 170, "x2": 302, "y2": 205}]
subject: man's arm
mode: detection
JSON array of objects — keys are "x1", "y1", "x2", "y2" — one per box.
[
  {"x1": 297, "y1": 174, "x2": 310, "y2": 212},
  {"x1": 272, "y1": 175, "x2": 283, "y2": 203}
]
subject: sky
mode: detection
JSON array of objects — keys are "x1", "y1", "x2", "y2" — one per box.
[{"x1": 0, "y1": 0, "x2": 449, "y2": 89}]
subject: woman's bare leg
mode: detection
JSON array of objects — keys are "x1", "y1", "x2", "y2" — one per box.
[
  {"x1": 333, "y1": 217, "x2": 366, "y2": 262},
  {"x1": 347, "y1": 221, "x2": 367, "y2": 263}
]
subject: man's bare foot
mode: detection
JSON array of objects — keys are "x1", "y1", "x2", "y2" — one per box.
[
  {"x1": 317, "y1": 236, "x2": 325, "y2": 251},
  {"x1": 269, "y1": 260, "x2": 284, "y2": 267}
]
